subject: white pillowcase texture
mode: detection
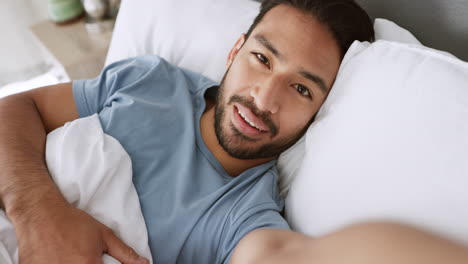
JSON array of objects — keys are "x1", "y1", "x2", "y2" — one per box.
[
  {"x1": 286, "y1": 40, "x2": 468, "y2": 245},
  {"x1": 106, "y1": 0, "x2": 260, "y2": 82}
]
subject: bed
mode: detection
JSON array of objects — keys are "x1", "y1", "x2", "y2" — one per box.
[
  {"x1": 0, "y1": 1, "x2": 467, "y2": 263},
  {"x1": 104, "y1": 0, "x2": 468, "y2": 248}
]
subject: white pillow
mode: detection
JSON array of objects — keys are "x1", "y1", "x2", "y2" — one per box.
[
  {"x1": 285, "y1": 40, "x2": 468, "y2": 245},
  {"x1": 374, "y1": 18, "x2": 422, "y2": 45},
  {"x1": 105, "y1": 0, "x2": 260, "y2": 82},
  {"x1": 277, "y1": 18, "x2": 425, "y2": 198}
]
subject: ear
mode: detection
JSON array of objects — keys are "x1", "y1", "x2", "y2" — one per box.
[{"x1": 226, "y1": 34, "x2": 247, "y2": 68}]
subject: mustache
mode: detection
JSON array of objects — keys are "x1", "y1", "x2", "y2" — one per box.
[{"x1": 228, "y1": 95, "x2": 278, "y2": 137}]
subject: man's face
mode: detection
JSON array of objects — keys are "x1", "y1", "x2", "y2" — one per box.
[{"x1": 214, "y1": 4, "x2": 341, "y2": 160}]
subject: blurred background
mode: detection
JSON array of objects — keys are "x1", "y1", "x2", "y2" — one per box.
[{"x1": 0, "y1": 0, "x2": 119, "y2": 97}]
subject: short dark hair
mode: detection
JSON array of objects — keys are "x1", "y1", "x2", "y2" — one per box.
[{"x1": 246, "y1": 0, "x2": 374, "y2": 57}]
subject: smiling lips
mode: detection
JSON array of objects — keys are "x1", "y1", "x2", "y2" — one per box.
[
  {"x1": 233, "y1": 103, "x2": 270, "y2": 138},
  {"x1": 238, "y1": 109, "x2": 266, "y2": 131}
]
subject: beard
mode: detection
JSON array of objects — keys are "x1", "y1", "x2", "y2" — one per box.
[{"x1": 213, "y1": 70, "x2": 310, "y2": 160}]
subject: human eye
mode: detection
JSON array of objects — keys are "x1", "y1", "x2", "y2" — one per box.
[
  {"x1": 252, "y1": 52, "x2": 270, "y2": 67},
  {"x1": 293, "y1": 84, "x2": 312, "y2": 99}
]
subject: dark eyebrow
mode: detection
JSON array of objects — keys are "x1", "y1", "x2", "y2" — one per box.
[
  {"x1": 299, "y1": 71, "x2": 328, "y2": 95},
  {"x1": 253, "y1": 34, "x2": 284, "y2": 61}
]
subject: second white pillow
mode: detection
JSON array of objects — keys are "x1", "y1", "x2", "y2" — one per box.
[{"x1": 286, "y1": 40, "x2": 468, "y2": 245}]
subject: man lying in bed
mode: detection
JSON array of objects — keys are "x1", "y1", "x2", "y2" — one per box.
[{"x1": 1, "y1": 0, "x2": 468, "y2": 263}]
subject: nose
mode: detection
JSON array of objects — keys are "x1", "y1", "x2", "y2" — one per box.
[{"x1": 250, "y1": 75, "x2": 284, "y2": 114}]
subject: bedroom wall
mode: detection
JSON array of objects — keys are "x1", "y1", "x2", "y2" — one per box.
[{"x1": 356, "y1": 0, "x2": 468, "y2": 62}]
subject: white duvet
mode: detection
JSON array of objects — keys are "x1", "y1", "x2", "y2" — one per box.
[{"x1": 0, "y1": 114, "x2": 153, "y2": 264}]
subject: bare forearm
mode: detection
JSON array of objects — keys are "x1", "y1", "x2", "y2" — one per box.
[
  {"x1": 0, "y1": 94, "x2": 66, "y2": 222},
  {"x1": 251, "y1": 223, "x2": 468, "y2": 264}
]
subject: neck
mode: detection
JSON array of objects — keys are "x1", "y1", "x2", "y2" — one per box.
[{"x1": 200, "y1": 100, "x2": 274, "y2": 177}]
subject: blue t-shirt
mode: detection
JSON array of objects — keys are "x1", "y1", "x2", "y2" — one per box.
[{"x1": 72, "y1": 55, "x2": 289, "y2": 264}]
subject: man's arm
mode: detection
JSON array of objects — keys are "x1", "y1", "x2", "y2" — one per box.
[
  {"x1": 0, "y1": 83, "x2": 77, "y2": 212},
  {"x1": 0, "y1": 83, "x2": 148, "y2": 264},
  {"x1": 231, "y1": 222, "x2": 468, "y2": 264}
]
